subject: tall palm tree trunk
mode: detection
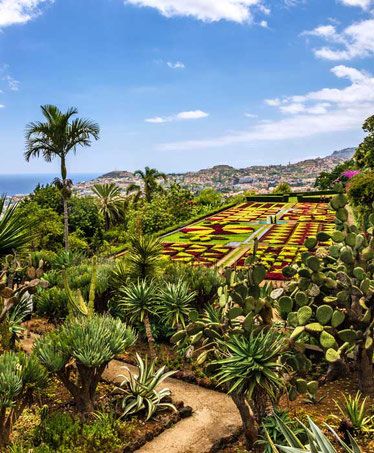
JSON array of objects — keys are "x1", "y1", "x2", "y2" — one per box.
[
  {"x1": 61, "y1": 156, "x2": 69, "y2": 251},
  {"x1": 63, "y1": 197, "x2": 69, "y2": 251}
]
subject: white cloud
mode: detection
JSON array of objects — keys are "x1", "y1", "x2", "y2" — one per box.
[
  {"x1": 0, "y1": 0, "x2": 53, "y2": 28},
  {"x1": 259, "y1": 20, "x2": 268, "y2": 27},
  {"x1": 0, "y1": 104, "x2": 5, "y2": 108},
  {"x1": 304, "y1": 19, "x2": 374, "y2": 60},
  {"x1": 146, "y1": 110, "x2": 209, "y2": 123},
  {"x1": 157, "y1": 65, "x2": 374, "y2": 151},
  {"x1": 125, "y1": 0, "x2": 266, "y2": 23},
  {"x1": 167, "y1": 61, "x2": 185, "y2": 69},
  {"x1": 4, "y1": 75, "x2": 20, "y2": 91},
  {"x1": 339, "y1": 0, "x2": 372, "y2": 9},
  {"x1": 265, "y1": 98, "x2": 281, "y2": 106},
  {"x1": 245, "y1": 113, "x2": 258, "y2": 118}
]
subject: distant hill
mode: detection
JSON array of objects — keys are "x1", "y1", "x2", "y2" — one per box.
[{"x1": 329, "y1": 147, "x2": 355, "y2": 160}]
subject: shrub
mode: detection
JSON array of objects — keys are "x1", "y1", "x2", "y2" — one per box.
[
  {"x1": 117, "y1": 353, "x2": 177, "y2": 420},
  {"x1": 34, "y1": 314, "x2": 136, "y2": 413},
  {"x1": 0, "y1": 351, "x2": 48, "y2": 447}
]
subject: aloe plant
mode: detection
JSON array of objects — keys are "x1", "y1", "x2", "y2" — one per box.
[
  {"x1": 266, "y1": 415, "x2": 362, "y2": 452},
  {"x1": 334, "y1": 391, "x2": 374, "y2": 433},
  {"x1": 117, "y1": 353, "x2": 177, "y2": 420}
]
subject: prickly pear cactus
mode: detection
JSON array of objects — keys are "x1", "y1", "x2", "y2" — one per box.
[
  {"x1": 278, "y1": 188, "x2": 374, "y2": 394},
  {"x1": 0, "y1": 256, "x2": 48, "y2": 348}
]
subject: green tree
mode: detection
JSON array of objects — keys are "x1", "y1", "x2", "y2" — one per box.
[
  {"x1": 27, "y1": 183, "x2": 63, "y2": 213},
  {"x1": 272, "y1": 182, "x2": 291, "y2": 194},
  {"x1": 34, "y1": 314, "x2": 136, "y2": 413},
  {"x1": 355, "y1": 115, "x2": 374, "y2": 169},
  {"x1": 127, "y1": 167, "x2": 167, "y2": 203},
  {"x1": 198, "y1": 188, "x2": 222, "y2": 206},
  {"x1": 25, "y1": 105, "x2": 100, "y2": 251},
  {"x1": 17, "y1": 201, "x2": 64, "y2": 252},
  {"x1": 92, "y1": 183, "x2": 124, "y2": 231},
  {"x1": 68, "y1": 196, "x2": 104, "y2": 248},
  {"x1": 314, "y1": 159, "x2": 355, "y2": 190}
]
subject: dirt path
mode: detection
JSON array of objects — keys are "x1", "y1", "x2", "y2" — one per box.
[{"x1": 21, "y1": 333, "x2": 241, "y2": 453}]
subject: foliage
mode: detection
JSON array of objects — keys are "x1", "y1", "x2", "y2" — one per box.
[
  {"x1": 26, "y1": 184, "x2": 63, "y2": 214},
  {"x1": 68, "y1": 196, "x2": 104, "y2": 246},
  {"x1": 117, "y1": 353, "x2": 177, "y2": 420},
  {"x1": 124, "y1": 234, "x2": 165, "y2": 281},
  {"x1": 8, "y1": 294, "x2": 33, "y2": 347},
  {"x1": 34, "y1": 314, "x2": 136, "y2": 412},
  {"x1": 34, "y1": 287, "x2": 69, "y2": 322},
  {"x1": 172, "y1": 264, "x2": 299, "y2": 449},
  {"x1": 279, "y1": 190, "x2": 374, "y2": 395},
  {"x1": 51, "y1": 250, "x2": 85, "y2": 270},
  {"x1": 348, "y1": 171, "x2": 374, "y2": 214},
  {"x1": 334, "y1": 391, "x2": 374, "y2": 433},
  {"x1": 273, "y1": 182, "x2": 291, "y2": 194},
  {"x1": 266, "y1": 415, "x2": 362, "y2": 452},
  {"x1": 127, "y1": 166, "x2": 167, "y2": 203},
  {"x1": 92, "y1": 183, "x2": 124, "y2": 231},
  {"x1": 0, "y1": 197, "x2": 32, "y2": 257},
  {"x1": 25, "y1": 105, "x2": 100, "y2": 251},
  {"x1": 198, "y1": 188, "x2": 222, "y2": 206},
  {"x1": 33, "y1": 410, "x2": 129, "y2": 452},
  {"x1": 258, "y1": 409, "x2": 305, "y2": 453},
  {"x1": 355, "y1": 114, "x2": 374, "y2": 169},
  {"x1": 158, "y1": 280, "x2": 196, "y2": 329},
  {"x1": 16, "y1": 201, "x2": 64, "y2": 252},
  {"x1": 118, "y1": 279, "x2": 158, "y2": 360},
  {"x1": 163, "y1": 262, "x2": 221, "y2": 310},
  {"x1": 0, "y1": 351, "x2": 48, "y2": 447},
  {"x1": 315, "y1": 159, "x2": 356, "y2": 190},
  {"x1": 213, "y1": 329, "x2": 286, "y2": 401}
]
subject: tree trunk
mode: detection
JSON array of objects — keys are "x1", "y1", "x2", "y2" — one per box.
[
  {"x1": 0, "y1": 424, "x2": 10, "y2": 448},
  {"x1": 144, "y1": 312, "x2": 156, "y2": 362},
  {"x1": 322, "y1": 359, "x2": 349, "y2": 384},
  {"x1": 231, "y1": 392, "x2": 258, "y2": 451},
  {"x1": 357, "y1": 345, "x2": 374, "y2": 395}
]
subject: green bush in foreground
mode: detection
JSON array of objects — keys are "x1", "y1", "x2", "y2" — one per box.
[
  {"x1": 34, "y1": 315, "x2": 136, "y2": 413},
  {"x1": 0, "y1": 351, "x2": 48, "y2": 447}
]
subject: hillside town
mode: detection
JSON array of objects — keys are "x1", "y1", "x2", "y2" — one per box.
[{"x1": 74, "y1": 148, "x2": 355, "y2": 196}]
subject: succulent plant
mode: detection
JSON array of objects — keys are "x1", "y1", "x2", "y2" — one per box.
[
  {"x1": 0, "y1": 256, "x2": 48, "y2": 349},
  {"x1": 278, "y1": 189, "x2": 374, "y2": 395}
]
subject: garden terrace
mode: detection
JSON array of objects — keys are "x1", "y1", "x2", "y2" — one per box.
[{"x1": 161, "y1": 196, "x2": 336, "y2": 277}]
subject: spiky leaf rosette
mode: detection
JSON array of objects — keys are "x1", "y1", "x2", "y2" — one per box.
[
  {"x1": 34, "y1": 314, "x2": 136, "y2": 371},
  {"x1": 117, "y1": 353, "x2": 177, "y2": 420},
  {"x1": 212, "y1": 330, "x2": 286, "y2": 400},
  {"x1": 158, "y1": 280, "x2": 196, "y2": 329}
]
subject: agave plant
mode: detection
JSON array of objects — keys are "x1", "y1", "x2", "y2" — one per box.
[
  {"x1": 0, "y1": 197, "x2": 31, "y2": 257},
  {"x1": 117, "y1": 353, "x2": 177, "y2": 420},
  {"x1": 158, "y1": 280, "x2": 196, "y2": 329},
  {"x1": 266, "y1": 415, "x2": 362, "y2": 452},
  {"x1": 7, "y1": 294, "x2": 33, "y2": 347},
  {"x1": 334, "y1": 391, "x2": 374, "y2": 433}
]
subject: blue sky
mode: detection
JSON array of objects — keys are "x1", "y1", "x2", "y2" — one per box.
[{"x1": 0, "y1": 0, "x2": 373, "y2": 174}]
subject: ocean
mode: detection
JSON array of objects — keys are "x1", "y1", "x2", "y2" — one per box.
[{"x1": 0, "y1": 173, "x2": 101, "y2": 196}]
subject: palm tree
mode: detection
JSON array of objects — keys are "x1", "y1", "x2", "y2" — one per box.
[
  {"x1": 0, "y1": 197, "x2": 31, "y2": 257},
  {"x1": 92, "y1": 183, "x2": 123, "y2": 231},
  {"x1": 125, "y1": 234, "x2": 164, "y2": 281},
  {"x1": 25, "y1": 105, "x2": 100, "y2": 251},
  {"x1": 127, "y1": 167, "x2": 167, "y2": 203},
  {"x1": 158, "y1": 280, "x2": 196, "y2": 330},
  {"x1": 119, "y1": 279, "x2": 159, "y2": 361}
]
